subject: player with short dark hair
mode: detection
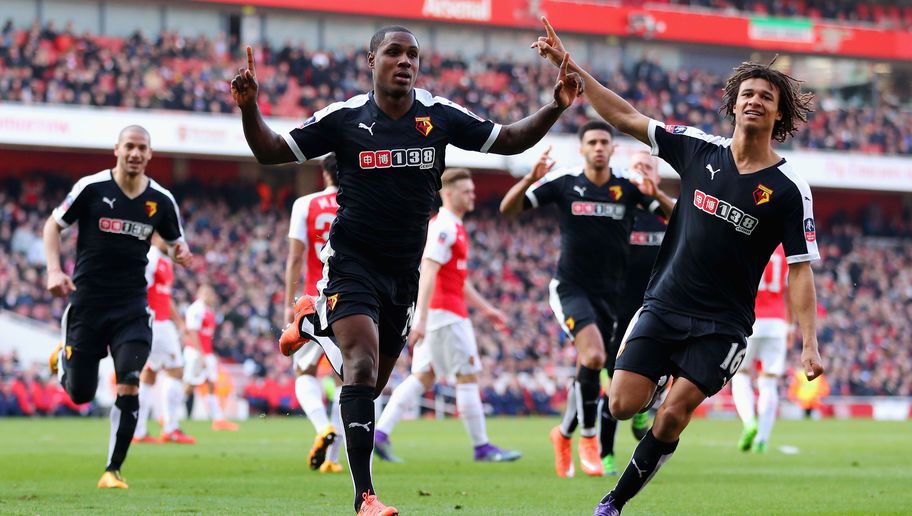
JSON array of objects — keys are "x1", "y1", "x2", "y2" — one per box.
[
  {"x1": 232, "y1": 25, "x2": 583, "y2": 515},
  {"x1": 500, "y1": 122, "x2": 672, "y2": 479},
  {"x1": 44, "y1": 125, "x2": 192, "y2": 489},
  {"x1": 532, "y1": 19, "x2": 824, "y2": 515}
]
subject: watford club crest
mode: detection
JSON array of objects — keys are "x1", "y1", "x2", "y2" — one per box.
[
  {"x1": 415, "y1": 116, "x2": 433, "y2": 137},
  {"x1": 145, "y1": 200, "x2": 158, "y2": 217},
  {"x1": 609, "y1": 185, "x2": 623, "y2": 201},
  {"x1": 565, "y1": 317, "x2": 575, "y2": 331},
  {"x1": 327, "y1": 293, "x2": 340, "y2": 311},
  {"x1": 753, "y1": 184, "x2": 773, "y2": 206}
]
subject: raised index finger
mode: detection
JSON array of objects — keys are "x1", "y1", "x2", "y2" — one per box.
[
  {"x1": 246, "y1": 46, "x2": 255, "y2": 73},
  {"x1": 560, "y1": 52, "x2": 570, "y2": 77},
  {"x1": 541, "y1": 16, "x2": 557, "y2": 40}
]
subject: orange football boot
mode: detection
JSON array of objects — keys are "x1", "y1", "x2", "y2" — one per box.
[
  {"x1": 578, "y1": 435, "x2": 604, "y2": 476},
  {"x1": 549, "y1": 426, "x2": 574, "y2": 478},
  {"x1": 357, "y1": 492, "x2": 398, "y2": 516},
  {"x1": 279, "y1": 295, "x2": 317, "y2": 356}
]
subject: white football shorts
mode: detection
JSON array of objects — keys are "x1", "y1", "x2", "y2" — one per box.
[
  {"x1": 739, "y1": 318, "x2": 789, "y2": 376},
  {"x1": 147, "y1": 320, "x2": 184, "y2": 371},
  {"x1": 411, "y1": 318, "x2": 481, "y2": 377}
]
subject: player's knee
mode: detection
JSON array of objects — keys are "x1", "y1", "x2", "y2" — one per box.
[
  {"x1": 653, "y1": 402, "x2": 691, "y2": 440},
  {"x1": 581, "y1": 348, "x2": 606, "y2": 370},
  {"x1": 416, "y1": 372, "x2": 436, "y2": 390},
  {"x1": 608, "y1": 396, "x2": 637, "y2": 421},
  {"x1": 344, "y1": 354, "x2": 378, "y2": 386},
  {"x1": 67, "y1": 381, "x2": 97, "y2": 404},
  {"x1": 117, "y1": 383, "x2": 140, "y2": 396}
]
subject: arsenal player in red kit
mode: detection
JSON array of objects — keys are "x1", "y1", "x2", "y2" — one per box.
[
  {"x1": 374, "y1": 168, "x2": 521, "y2": 464},
  {"x1": 732, "y1": 244, "x2": 790, "y2": 453},
  {"x1": 285, "y1": 155, "x2": 345, "y2": 473},
  {"x1": 133, "y1": 234, "x2": 196, "y2": 444}
]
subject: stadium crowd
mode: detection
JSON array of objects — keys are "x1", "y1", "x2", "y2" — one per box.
[
  {"x1": 1, "y1": 175, "x2": 911, "y2": 418},
  {"x1": 646, "y1": 0, "x2": 912, "y2": 29},
  {"x1": 2, "y1": 20, "x2": 911, "y2": 156}
]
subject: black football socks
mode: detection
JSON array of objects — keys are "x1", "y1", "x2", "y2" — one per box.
[
  {"x1": 599, "y1": 393, "x2": 618, "y2": 457},
  {"x1": 106, "y1": 393, "x2": 139, "y2": 472},
  {"x1": 340, "y1": 385, "x2": 376, "y2": 511},
  {"x1": 577, "y1": 365, "x2": 601, "y2": 437},
  {"x1": 604, "y1": 428, "x2": 678, "y2": 508}
]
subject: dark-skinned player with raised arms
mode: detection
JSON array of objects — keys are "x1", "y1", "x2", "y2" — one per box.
[
  {"x1": 531, "y1": 17, "x2": 824, "y2": 515},
  {"x1": 230, "y1": 27, "x2": 583, "y2": 515}
]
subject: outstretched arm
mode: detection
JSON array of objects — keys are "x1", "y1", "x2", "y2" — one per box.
[
  {"x1": 231, "y1": 47, "x2": 297, "y2": 164},
  {"x1": 532, "y1": 17, "x2": 651, "y2": 146},
  {"x1": 500, "y1": 146, "x2": 555, "y2": 216},
  {"x1": 488, "y1": 54, "x2": 583, "y2": 155}
]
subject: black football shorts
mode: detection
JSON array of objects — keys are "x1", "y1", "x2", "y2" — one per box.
[
  {"x1": 548, "y1": 278, "x2": 618, "y2": 367},
  {"x1": 314, "y1": 252, "x2": 418, "y2": 360},
  {"x1": 61, "y1": 300, "x2": 153, "y2": 386},
  {"x1": 614, "y1": 304, "x2": 748, "y2": 397}
]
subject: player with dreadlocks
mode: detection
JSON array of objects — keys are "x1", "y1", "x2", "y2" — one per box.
[{"x1": 532, "y1": 18, "x2": 823, "y2": 515}]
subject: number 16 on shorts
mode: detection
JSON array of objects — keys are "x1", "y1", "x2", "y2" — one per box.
[{"x1": 720, "y1": 341, "x2": 747, "y2": 384}]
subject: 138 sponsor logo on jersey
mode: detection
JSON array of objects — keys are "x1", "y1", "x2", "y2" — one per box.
[
  {"x1": 98, "y1": 217, "x2": 154, "y2": 239},
  {"x1": 571, "y1": 201, "x2": 626, "y2": 219},
  {"x1": 693, "y1": 190, "x2": 759, "y2": 235},
  {"x1": 359, "y1": 148, "x2": 436, "y2": 170}
]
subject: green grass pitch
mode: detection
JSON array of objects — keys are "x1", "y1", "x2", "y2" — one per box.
[{"x1": 1, "y1": 416, "x2": 910, "y2": 514}]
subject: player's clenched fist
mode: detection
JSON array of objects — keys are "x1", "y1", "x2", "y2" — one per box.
[
  {"x1": 801, "y1": 345, "x2": 825, "y2": 381},
  {"x1": 47, "y1": 269, "x2": 76, "y2": 298},
  {"x1": 230, "y1": 46, "x2": 259, "y2": 109}
]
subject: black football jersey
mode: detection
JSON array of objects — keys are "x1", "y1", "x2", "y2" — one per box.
[
  {"x1": 284, "y1": 89, "x2": 500, "y2": 274},
  {"x1": 52, "y1": 169, "x2": 184, "y2": 306},
  {"x1": 523, "y1": 167, "x2": 652, "y2": 293},
  {"x1": 619, "y1": 207, "x2": 667, "y2": 309},
  {"x1": 643, "y1": 120, "x2": 819, "y2": 335}
]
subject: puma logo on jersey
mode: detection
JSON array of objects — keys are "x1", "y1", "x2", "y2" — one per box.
[
  {"x1": 348, "y1": 421, "x2": 372, "y2": 432},
  {"x1": 693, "y1": 189, "x2": 759, "y2": 235},
  {"x1": 102, "y1": 197, "x2": 116, "y2": 209},
  {"x1": 358, "y1": 122, "x2": 376, "y2": 136},
  {"x1": 573, "y1": 185, "x2": 586, "y2": 197},
  {"x1": 705, "y1": 164, "x2": 720, "y2": 181}
]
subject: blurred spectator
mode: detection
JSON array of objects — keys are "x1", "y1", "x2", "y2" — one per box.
[{"x1": 1, "y1": 20, "x2": 910, "y2": 155}]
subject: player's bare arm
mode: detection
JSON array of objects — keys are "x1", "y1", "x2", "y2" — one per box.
[
  {"x1": 488, "y1": 55, "x2": 583, "y2": 155},
  {"x1": 499, "y1": 146, "x2": 555, "y2": 215},
  {"x1": 43, "y1": 216, "x2": 76, "y2": 297},
  {"x1": 284, "y1": 238, "x2": 307, "y2": 323},
  {"x1": 464, "y1": 280, "x2": 508, "y2": 329},
  {"x1": 408, "y1": 258, "x2": 444, "y2": 346},
  {"x1": 231, "y1": 46, "x2": 297, "y2": 164},
  {"x1": 169, "y1": 241, "x2": 193, "y2": 267},
  {"x1": 787, "y1": 261, "x2": 824, "y2": 381},
  {"x1": 531, "y1": 17, "x2": 651, "y2": 146}
]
